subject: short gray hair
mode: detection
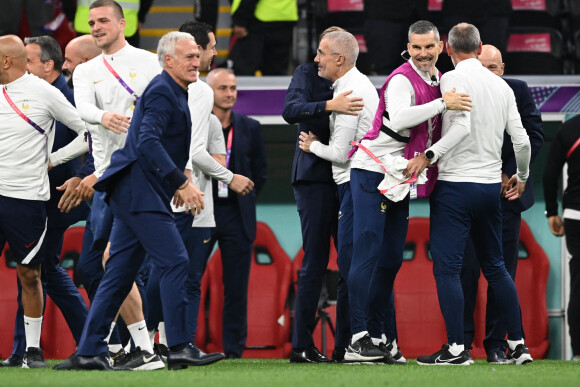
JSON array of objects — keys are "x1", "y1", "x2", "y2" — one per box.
[
  {"x1": 157, "y1": 31, "x2": 196, "y2": 68},
  {"x1": 408, "y1": 20, "x2": 440, "y2": 42},
  {"x1": 322, "y1": 30, "x2": 359, "y2": 67},
  {"x1": 24, "y1": 35, "x2": 63, "y2": 72},
  {"x1": 448, "y1": 23, "x2": 481, "y2": 54}
]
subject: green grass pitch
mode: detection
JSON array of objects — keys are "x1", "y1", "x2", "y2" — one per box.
[{"x1": 0, "y1": 359, "x2": 579, "y2": 386}]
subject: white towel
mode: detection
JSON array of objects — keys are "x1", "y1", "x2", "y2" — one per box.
[{"x1": 376, "y1": 154, "x2": 428, "y2": 202}]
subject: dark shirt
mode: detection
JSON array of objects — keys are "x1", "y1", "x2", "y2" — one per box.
[{"x1": 543, "y1": 115, "x2": 580, "y2": 216}]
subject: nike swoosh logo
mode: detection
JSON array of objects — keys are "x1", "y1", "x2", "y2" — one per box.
[
  {"x1": 435, "y1": 355, "x2": 463, "y2": 363},
  {"x1": 348, "y1": 345, "x2": 361, "y2": 354},
  {"x1": 93, "y1": 80, "x2": 104, "y2": 84},
  {"x1": 203, "y1": 238, "x2": 211, "y2": 244},
  {"x1": 25, "y1": 241, "x2": 36, "y2": 248},
  {"x1": 138, "y1": 326, "x2": 145, "y2": 330},
  {"x1": 143, "y1": 355, "x2": 156, "y2": 363}
]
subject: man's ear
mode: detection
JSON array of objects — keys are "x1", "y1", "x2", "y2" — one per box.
[
  {"x1": 45, "y1": 59, "x2": 55, "y2": 72},
  {"x1": 164, "y1": 54, "x2": 173, "y2": 68}
]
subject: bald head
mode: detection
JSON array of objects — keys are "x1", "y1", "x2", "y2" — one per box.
[
  {"x1": 63, "y1": 35, "x2": 101, "y2": 77},
  {"x1": 478, "y1": 44, "x2": 505, "y2": 76},
  {"x1": 0, "y1": 35, "x2": 27, "y2": 83},
  {"x1": 207, "y1": 68, "x2": 237, "y2": 113}
]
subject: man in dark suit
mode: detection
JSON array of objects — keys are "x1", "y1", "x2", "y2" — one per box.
[
  {"x1": 1, "y1": 35, "x2": 91, "y2": 368},
  {"x1": 462, "y1": 44, "x2": 544, "y2": 363},
  {"x1": 55, "y1": 31, "x2": 245, "y2": 371},
  {"x1": 205, "y1": 68, "x2": 267, "y2": 359}
]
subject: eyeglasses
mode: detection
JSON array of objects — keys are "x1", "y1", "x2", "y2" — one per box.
[{"x1": 316, "y1": 49, "x2": 341, "y2": 58}]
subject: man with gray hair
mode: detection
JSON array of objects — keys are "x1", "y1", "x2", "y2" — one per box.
[
  {"x1": 298, "y1": 29, "x2": 381, "y2": 363},
  {"x1": 343, "y1": 20, "x2": 471, "y2": 364},
  {"x1": 406, "y1": 22, "x2": 533, "y2": 365},
  {"x1": 55, "y1": 31, "x2": 212, "y2": 371}
]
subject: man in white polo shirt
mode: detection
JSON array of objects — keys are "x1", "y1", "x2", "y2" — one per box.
[
  {"x1": 0, "y1": 35, "x2": 88, "y2": 368},
  {"x1": 298, "y1": 29, "x2": 383, "y2": 363}
]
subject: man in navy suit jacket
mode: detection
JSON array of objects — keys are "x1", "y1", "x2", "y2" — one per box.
[
  {"x1": 56, "y1": 32, "x2": 234, "y2": 371},
  {"x1": 206, "y1": 68, "x2": 267, "y2": 358},
  {"x1": 462, "y1": 44, "x2": 544, "y2": 363}
]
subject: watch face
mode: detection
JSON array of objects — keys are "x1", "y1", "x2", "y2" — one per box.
[{"x1": 425, "y1": 150, "x2": 434, "y2": 160}]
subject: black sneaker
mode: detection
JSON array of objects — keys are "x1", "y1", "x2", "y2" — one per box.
[
  {"x1": 109, "y1": 348, "x2": 128, "y2": 367},
  {"x1": 154, "y1": 343, "x2": 169, "y2": 364},
  {"x1": 376, "y1": 342, "x2": 396, "y2": 364},
  {"x1": 344, "y1": 335, "x2": 385, "y2": 362},
  {"x1": 122, "y1": 347, "x2": 165, "y2": 370},
  {"x1": 384, "y1": 340, "x2": 407, "y2": 365},
  {"x1": 416, "y1": 345, "x2": 472, "y2": 366},
  {"x1": 22, "y1": 347, "x2": 49, "y2": 369},
  {"x1": 1, "y1": 354, "x2": 23, "y2": 367},
  {"x1": 507, "y1": 344, "x2": 533, "y2": 365}
]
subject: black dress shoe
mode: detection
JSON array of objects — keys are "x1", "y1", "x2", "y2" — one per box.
[
  {"x1": 1, "y1": 354, "x2": 23, "y2": 367},
  {"x1": 167, "y1": 343, "x2": 225, "y2": 370},
  {"x1": 78, "y1": 354, "x2": 115, "y2": 370},
  {"x1": 289, "y1": 346, "x2": 333, "y2": 363},
  {"x1": 487, "y1": 348, "x2": 512, "y2": 364},
  {"x1": 53, "y1": 353, "x2": 80, "y2": 370},
  {"x1": 331, "y1": 347, "x2": 346, "y2": 362}
]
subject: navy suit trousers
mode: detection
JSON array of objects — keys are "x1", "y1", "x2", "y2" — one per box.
[
  {"x1": 462, "y1": 204, "x2": 525, "y2": 352},
  {"x1": 208, "y1": 203, "x2": 253, "y2": 357},
  {"x1": 77, "y1": 185, "x2": 191, "y2": 356},
  {"x1": 291, "y1": 181, "x2": 339, "y2": 350}
]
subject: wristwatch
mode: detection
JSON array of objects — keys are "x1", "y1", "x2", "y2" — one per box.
[{"x1": 425, "y1": 150, "x2": 435, "y2": 162}]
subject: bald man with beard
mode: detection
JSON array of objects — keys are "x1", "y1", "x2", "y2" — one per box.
[
  {"x1": 0, "y1": 35, "x2": 88, "y2": 368},
  {"x1": 62, "y1": 35, "x2": 102, "y2": 88}
]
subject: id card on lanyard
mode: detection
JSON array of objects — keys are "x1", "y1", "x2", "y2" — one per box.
[{"x1": 218, "y1": 126, "x2": 234, "y2": 198}]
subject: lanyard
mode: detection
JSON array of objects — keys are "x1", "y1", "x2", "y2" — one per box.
[
  {"x1": 225, "y1": 126, "x2": 234, "y2": 167},
  {"x1": 567, "y1": 137, "x2": 580, "y2": 159},
  {"x1": 350, "y1": 140, "x2": 417, "y2": 194},
  {"x1": 3, "y1": 87, "x2": 46, "y2": 135},
  {"x1": 102, "y1": 56, "x2": 139, "y2": 102}
]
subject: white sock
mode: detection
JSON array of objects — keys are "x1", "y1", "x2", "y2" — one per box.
[
  {"x1": 105, "y1": 321, "x2": 116, "y2": 344},
  {"x1": 108, "y1": 343, "x2": 123, "y2": 353},
  {"x1": 390, "y1": 339, "x2": 399, "y2": 356},
  {"x1": 448, "y1": 343, "x2": 464, "y2": 356},
  {"x1": 351, "y1": 331, "x2": 368, "y2": 344},
  {"x1": 381, "y1": 334, "x2": 388, "y2": 344},
  {"x1": 371, "y1": 337, "x2": 382, "y2": 346},
  {"x1": 127, "y1": 320, "x2": 153, "y2": 353},
  {"x1": 507, "y1": 339, "x2": 524, "y2": 351},
  {"x1": 158, "y1": 322, "x2": 167, "y2": 346},
  {"x1": 24, "y1": 315, "x2": 43, "y2": 350},
  {"x1": 148, "y1": 329, "x2": 157, "y2": 347}
]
